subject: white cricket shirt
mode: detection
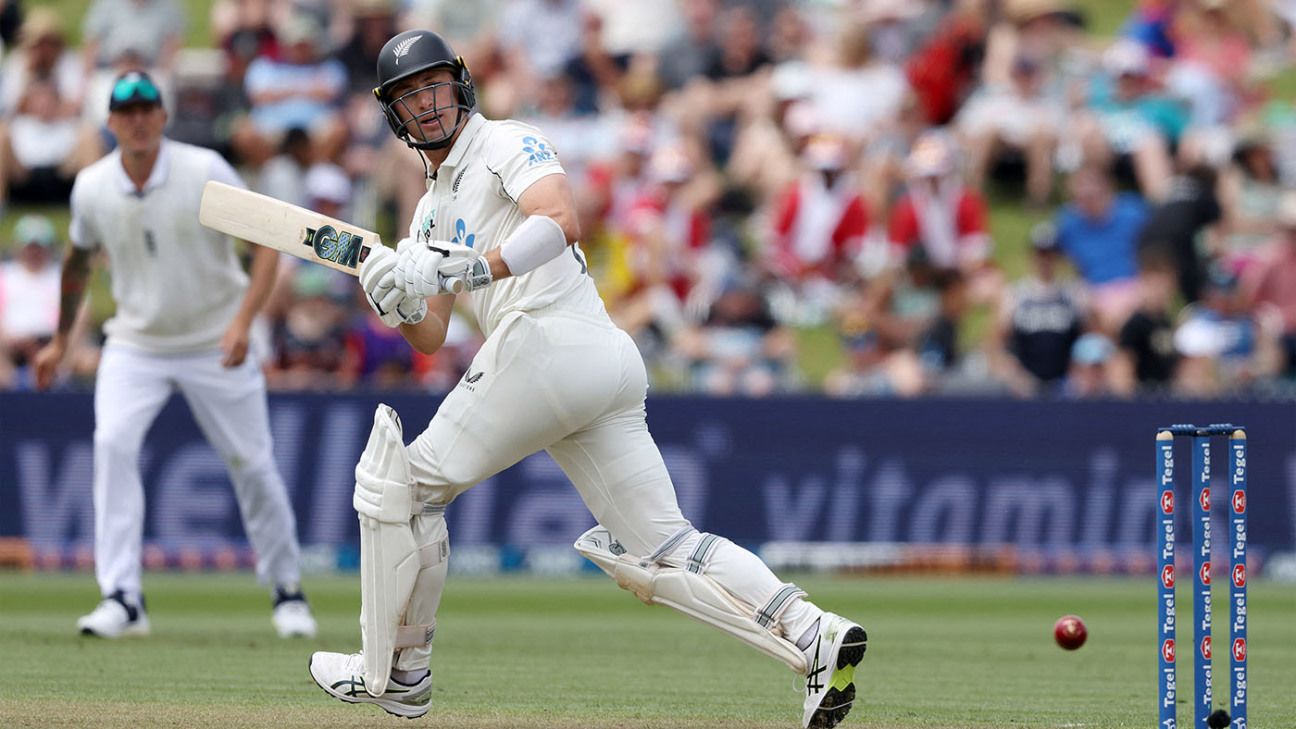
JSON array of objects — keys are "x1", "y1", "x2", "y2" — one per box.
[
  {"x1": 70, "y1": 139, "x2": 250, "y2": 353},
  {"x1": 408, "y1": 113, "x2": 606, "y2": 337}
]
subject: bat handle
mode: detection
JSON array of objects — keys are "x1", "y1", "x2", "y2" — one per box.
[{"x1": 441, "y1": 275, "x2": 466, "y2": 295}]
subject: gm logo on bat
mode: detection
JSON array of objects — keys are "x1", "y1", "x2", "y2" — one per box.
[{"x1": 303, "y1": 225, "x2": 370, "y2": 269}]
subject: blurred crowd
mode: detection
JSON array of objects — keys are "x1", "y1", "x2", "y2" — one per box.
[{"x1": 2, "y1": 0, "x2": 1296, "y2": 398}]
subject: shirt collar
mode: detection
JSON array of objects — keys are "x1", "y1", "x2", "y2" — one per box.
[
  {"x1": 114, "y1": 138, "x2": 171, "y2": 196},
  {"x1": 441, "y1": 113, "x2": 486, "y2": 171}
]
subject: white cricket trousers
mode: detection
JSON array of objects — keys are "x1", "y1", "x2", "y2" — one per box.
[
  {"x1": 400, "y1": 309, "x2": 818, "y2": 669},
  {"x1": 92, "y1": 342, "x2": 302, "y2": 601}
]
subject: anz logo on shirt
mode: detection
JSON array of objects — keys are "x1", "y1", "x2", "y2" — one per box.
[
  {"x1": 419, "y1": 210, "x2": 435, "y2": 243},
  {"x1": 521, "y1": 136, "x2": 555, "y2": 166},
  {"x1": 452, "y1": 219, "x2": 476, "y2": 248}
]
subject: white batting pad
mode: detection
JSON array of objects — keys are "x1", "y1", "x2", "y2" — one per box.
[
  {"x1": 575, "y1": 526, "x2": 807, "y2": 673},
  {"x1": 354, "y1": 405, "x2": 423, "y2": 696}
]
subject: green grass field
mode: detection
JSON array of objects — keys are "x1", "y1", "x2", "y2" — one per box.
[{"x1": 2, "y1": 572, "x2": 1293, "y2": 728}]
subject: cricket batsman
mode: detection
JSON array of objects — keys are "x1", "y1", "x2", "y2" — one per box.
[{"x1": 307, "y1": 30, "x2": 868, "y2": 729}]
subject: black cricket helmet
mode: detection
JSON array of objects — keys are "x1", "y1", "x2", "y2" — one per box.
[{"x1": 374, "y1": 29, "x2": 475, "y2": 150}]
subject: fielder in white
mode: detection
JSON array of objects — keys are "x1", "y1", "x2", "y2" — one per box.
[
  {"x1": 307, "y1": 31, "x2": 868, "y2": 729},
  {"x1": 33, "y1": 71, "x2": 316, "y2": 640}
]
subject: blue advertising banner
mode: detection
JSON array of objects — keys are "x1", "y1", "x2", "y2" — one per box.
[{"x1": 1, "y1": 393, "x2": 1293, "y2": 573}]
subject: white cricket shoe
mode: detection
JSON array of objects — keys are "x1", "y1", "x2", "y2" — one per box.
[
  {"x1": 77, "y1": 591, "x2": 150, "y2": 639},
  {"x1": 272, "y1": 589, "x2": 317, "y2": 638},
  {"x1": 309, "y1": 651, "x2": 431, "y2": 718},
  {"x1": 801, "y1": 612, "x2": 868, "y2": 729}
]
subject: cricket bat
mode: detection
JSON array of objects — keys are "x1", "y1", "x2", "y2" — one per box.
[
  {"x1": 199, "y1": 181, "x2": 379, "y2": 276},
  {"x1": 199, "y1": 181, "x2": 469, "y2": 293}
]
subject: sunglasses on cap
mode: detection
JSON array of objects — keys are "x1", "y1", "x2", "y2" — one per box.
[{"x1": 109, "y1": 73, "x2": 162, "y2": 110}]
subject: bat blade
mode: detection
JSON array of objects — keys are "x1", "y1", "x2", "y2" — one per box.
[{"x1": 199, "y1": 181, "x2": 380, "y2": 276}]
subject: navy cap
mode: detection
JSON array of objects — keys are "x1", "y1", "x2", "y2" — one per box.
[{"x1": 108, "y1": 71, "x2": 163, "y2": 112}]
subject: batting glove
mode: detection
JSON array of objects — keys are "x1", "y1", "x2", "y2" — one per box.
[
  {"x1": 395, "y1": 241, "x2": 448, "y2": 299},
  {"x1": 361, "y1": 245, "x2": 426, "y2": 327},
  {"x1": 432, "y1": 242, "x2": 493, "y2": 293}
]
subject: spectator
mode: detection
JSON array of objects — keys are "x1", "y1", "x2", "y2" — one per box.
[
  {"x1": 232, "y1": 13, "x2": 349, "y2": 168},
  {"x1": 1120, "y1": 0, "x2": 1177, "y2": 59},
  {"x1": 671, "y1": 275, "x2": 796, "y2": 396},
  {"x1": 612, "y1": 142, "x2": 721, "y2": 344},
  {"x1": 805, "y1": 19, "x2": 909, "y2": 145},
  {"x1": 958, "y1": 52, "x2": 1064, "y2": 206},
  {"x1": 726, "y1": 71, "x2": 818, "y2": 201},
  {"x1": 1076, "y1": 39, "x2": 1186, "y2": 200},
  {"x1": 916, "y1": 269, "x2": 971, "y2": 390},
  {"x1": 1062, "y1": 331, "x2": 1118, "y2": 398},
  {"x1": 342, "y1": 305, "x2": 420, "y2": 390},
  {"x1": 0, "y1": 79, "x2": 96, "y2": 205},
  {"x1": 1218, "y1": 129, "x2": 1285, "y2": 273},
  {"x1": 990, "y1": 221, "x2": 1086, "y2": 395},
  {"x1": 211, "y1": 0, "x2": 279, "y2": 71},
  {"x1": 1055, "y1": 165, "x2": 1148, "y2": 334},
  {"x1": 906, "y1": 0, "x2": 987, "y2": 126},
  {"x1": 402, "y1": 0, "x2": 501, "y2": 73},
  {"x1": 887, "y1": 131, "x2": 999, "y2": 302},
  {"x1": 497, "y1": 0, "x2": 584, "y2": 92},
  {"x1": 1, "y1": 8, "x2": 85, "y2": 117},
  {"x1": 1241, "y1": 192, "x2": 1296, "y2": 378},
  {"x1": 764, "y1": 134, "x2": 868, "y2": 293},
  {"x1": 657, "y1": 0, "x2": 722, "y2": 92},
  {"x1": 824, "y1": 247, "x2": 940, "y2": 398},
  {"x1": 585, "y1": 0, "x2": 682, "y2": 63},
  {"x1": 861, "y1": 0, "x2": 928, "y2": 65},
  {"x1": 257, "y1": 127, "x2": 315, "y2": 207},
  {"x1": 1137, "y1": 163, "x2": 1221, "y2": 303},
  {"x1": 268, "y1": 267, "x2": 351, "y2": 390},
  {"x1": 82, "y1": 0, "x2": 186, "y2": 72},
  {"x1": 517, "y1": 74, "x2": 617, "y2": 180},
  {"x1": 1113, "y1": 251, "x2": 1181, "y2": 395},
  {"x1": 983, "y1": 0, "x2": 1086, "y2": 93},
  {"x1": 0, "y1": 215, "x2": 62, "y2": 389},
  {"x1": 1173, "y1": 266, "x2": 1283, "y2": 395},
  {"x1": 1168, "y1": 0, "x2": 1260, "y2": 127},
  {"x1": 705, "y1": 5, "x2": 771, "y2": 82},
  {"x1": 335, "y1": 0, "x2": 400, "y2": 98}
]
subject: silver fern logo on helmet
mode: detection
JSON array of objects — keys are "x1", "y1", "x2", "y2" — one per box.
[{"x1": 392, "y1": 36, "x2": 421, "y2": 64}]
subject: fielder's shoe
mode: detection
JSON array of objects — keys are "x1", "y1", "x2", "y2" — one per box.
[
  {"x1": 801, "y1": 612, "x2": 868, "y2": 729},
  {"x1": 309, "y1": 651, "x2": 431, "y2": 718},
  {"x1": 77, "y1": 590, "x2": 150, "y2": 639},
  {"x1": 272, "y1": 586, "x2": 317, "y2": 638}
]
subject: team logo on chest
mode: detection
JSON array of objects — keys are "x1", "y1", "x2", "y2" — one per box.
[
  {"x1": 452, "y1": 219, "x2": 476, "y2": 248},
  {"x1": 419, "y1": 210, "x2": 435, "y2": 243}
]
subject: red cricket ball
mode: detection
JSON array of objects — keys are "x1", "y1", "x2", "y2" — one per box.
[{"x1": 1054, "y1": 614, "x2": 1087, "y2": 650}]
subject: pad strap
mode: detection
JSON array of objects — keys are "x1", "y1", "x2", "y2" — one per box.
[
  {"x1": 395, "y1": 622, "x2": 435, "y2": 649},
  {"x1": 755, "y1": 583, "x2": 806, "y2": 629},
  {"x1": 419, "y1": 538, "x2": 450, "y2": 568},
  {"x1": 391, "y1": 537, "x2": 448, "y2": 649},
  {"x1": 687, "y1": 533, "x2": 723, "y2": 574}
]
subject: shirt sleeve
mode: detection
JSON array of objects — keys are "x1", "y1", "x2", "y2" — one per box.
[
  {"x1": 68, "y1": 174, "x2": 99, "y2": 251},
  {"x1": 483, "y1": 120, "x2": 567, "y2": 203}
]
